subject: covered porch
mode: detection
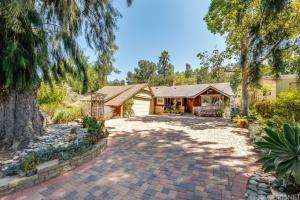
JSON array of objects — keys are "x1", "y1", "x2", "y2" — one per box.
[{"x1": 153, "y1": 87, "x2": 232, "y2": 116}]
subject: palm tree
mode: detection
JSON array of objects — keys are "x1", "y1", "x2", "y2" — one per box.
[{"x1": 158, "y1": 50, "x2": 171, "y2": 78}]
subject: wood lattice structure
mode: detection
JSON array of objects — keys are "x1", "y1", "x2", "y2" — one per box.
[{"x1": 90, "y1": 93, "x2": 105, "y2": 120}]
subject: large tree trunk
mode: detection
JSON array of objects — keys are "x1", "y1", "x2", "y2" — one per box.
[
  {"x1": 241, "y1": 39, "x2": 249, "y2": 116},
  {"x1": 0, "y1": 89, "x2": 43, "y2": 152}
]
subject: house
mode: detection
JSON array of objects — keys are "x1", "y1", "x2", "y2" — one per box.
[
  {"x1": 258, "y1": 74, "x2": 300, "y2": 100},
  {"x1": 92, "y1": 83, "x2": 153, "y2": 118},
  {"x1": 151, "y1": 83, "x2": 234, "y2": 114}
]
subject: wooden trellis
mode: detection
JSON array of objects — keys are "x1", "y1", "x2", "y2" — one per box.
[{"x1": 90, "y1": 93, "x2": 104, "y2": 120}]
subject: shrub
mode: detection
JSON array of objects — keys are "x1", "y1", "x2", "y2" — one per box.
[
  {"x1": 82, "y1": 116, "x2": 97, "y2": 128},
  {"x1": 215, "y1": 108, "x2": 223, "y2": 117},
  {"x1": 52, "y1": 105, "x2": 84, "y2": 123},
  {"x1": 21, "y1": 155, "x2": 38, "y2": 176},
  {"x1": 253, "y1": 100, "x2": 273, "y2": 118},
  {"x1": 38, "y1": 82, "x2": 66, "y2": 105},
  {"x1": 255, "y1": 124, "x2": 300, "y2": 194},
  {"x1": 123, "y1": 99, "x2": 134, "y2": 117},
  {"x1": 272, "y1": 88, "x2": 300, "y2": 123}
]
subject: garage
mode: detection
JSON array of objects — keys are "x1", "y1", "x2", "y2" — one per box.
[{"x1": 132, "y1": 97, "x2": 151, "y2": 116}]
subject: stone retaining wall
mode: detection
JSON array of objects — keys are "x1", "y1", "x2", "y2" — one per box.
[{"x1": 0, "y1": 138, "x2": 107, "y2": 196}]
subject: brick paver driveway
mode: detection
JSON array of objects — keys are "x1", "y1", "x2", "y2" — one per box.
[{"x1": 2, "y1": 115, "x2": 259, "y2": 200}]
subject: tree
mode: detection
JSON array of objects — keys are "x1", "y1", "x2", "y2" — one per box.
[
  {"x1": 156, "y1": 51, "x2": 175, "y2": 86},
  {"x1": 205, "y1": 0, "x2": 300, "y2": 116},
  {"x1": 0, "y1": 0, "x2": 129, "y2": 151},
  {"x1": 174, "y1": 72, "x2": 197, "y2": 85},
  {"x1": 108, "y1": 79, "x2": 126, "y2": 86},
  {"x1": 158, "y1": 51, "x2": 170, "y2": 77},
  {"x1": 185, "y1": 63, "x2": 193, "y2": 78},
  {"x1": 126, "y1": 60, "x2": 157, "y2": 84}
]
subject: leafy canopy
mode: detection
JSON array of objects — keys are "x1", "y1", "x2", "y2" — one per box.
[
  {"x1": 0, "y1": 0, "x2": 129, "y2": 91},
  {"x1": 205, "y1": 0, "x2": 300, "y2": 80}
]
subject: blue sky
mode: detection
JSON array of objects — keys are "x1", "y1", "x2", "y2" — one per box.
[{"x1": 84, "y1": 0, "x2": 226, "y2": 81}]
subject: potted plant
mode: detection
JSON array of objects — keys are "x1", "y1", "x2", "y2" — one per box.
[{"x1": 233, "y1": 115, "x2": 248, "y2": 128}]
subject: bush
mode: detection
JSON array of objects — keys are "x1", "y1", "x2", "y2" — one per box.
[
  {"x1": 253, "y1": 100, "x2": 274, "y2": 118},
  {"x1": 52, "y1": 105, "x2": 84, "y2": 123},
  {"x1": 81, "y1": 116, "x2": 107, "y2": 145},
  {"x1": 272, "y1": 88, "x2": 300, "y2": 123},
  {"x1": 82, "y1": 116, "x2": 97, "y2": 128},
  {"x1": 38, "y1": 82, "x2": 66, "y2": 105},
  {"x1": 255, "y1": 124, "x2": 300, "y2": 194}
]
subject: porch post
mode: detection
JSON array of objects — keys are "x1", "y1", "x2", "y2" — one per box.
[{"x1": 120, "y1": 105, "x2": 124, "y2": 118}]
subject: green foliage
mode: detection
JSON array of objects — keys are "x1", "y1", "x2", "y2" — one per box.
[
  {"x1": 233, "y1": 115, "x2": 248, "y2": 128},
  {"x1": 253, "y1": 100, "x2": 274, "y2": 118},
  {"x1": 0, "y1": 0, "x2": 123, "y2": 92},
  {"x1": 82, "y1": 116, "x2": 96, "y2": 128},
  {"x1": 126, "y1": 60, "x2": 157, "y2": 84},
  {"x1": 52, "y1": 106, "x2": 84, "y2": 124},
  {"x1": 272, "y1": 88, "x2": 300, "y2": 123},
  {"x1": 4, "y1": 118, "x2": 108, "y2": 177},
  {"x1": 185, "y1": 64, "x2": 193, "y2": 78},
  {"x1": 205, "y1": 0, "x2": 300, "y2": 115},
  {"x1": 3, "y1": 163, "x2": 22, "y2": 176},
  {"x1": 38, "y1": 82, "x2": 67, "y2": 105},
  {"x1": 174, "y1": 72, "x2": 197, "y2": 85},
  {"x1": 256, "y1": 124, "x2": 300, "y2": 193},
  {"x1": 21, "y1": 155, "x2": 38, "y2": 176},
  {"x1": 108, "y1": 79, "x2": 126, "y2": 86},
  {"x1": 123, "y1": 99, "x2": 134, "y2": 117},
  {"x1": 65, "y1": 53, "x2": 119, "y2": 94},
  {"x1": 215, "y1": 108, "x2": 223, "y2": 117}
]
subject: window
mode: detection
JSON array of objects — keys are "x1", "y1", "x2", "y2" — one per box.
[
  {"x1": 157, "y1": 97, "x2": 164, "y2": 105},
  {"x1": 201, "y1": 95, "x2": 220, "y2": 106},
  {"x1": 202, "y1": 97, "x2": 210, "y2": 106},
  {"x1": 211, "y1": 96, "x2": 219, "y2": 106}
]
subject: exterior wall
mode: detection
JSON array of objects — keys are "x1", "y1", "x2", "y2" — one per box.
[
  {"x1": 255, "y1": 75, "x2": 299, "y2": 101},
  {"x1": 276, "y1": 78, "x2": 300, "y2": 94},
  {"x1": 154, "y1": 97, "x2": 165, "y2": 114},
  {"x1": 258, "y1": 78, "x2": 277, "y2": 100}
]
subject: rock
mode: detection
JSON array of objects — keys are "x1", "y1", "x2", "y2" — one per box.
[
  {"x1": 267, "y1": 195, "x2": 275, "y2": 200},
  {"x1": 258, "y1": 183, "x2": 269, "y2": 189},
  {"x1": 13, "y1": 156, "x2": 19, "y2": 160},
  {"x1": 249, "y1": 184, "x2": 258, "y2": 191},
  {"x1": 70, "y1": 127, "x2": 77, "y2": 135},
  {"x1": 19, "y1": 152, "x2": 27, "y2": 158},
  {"x1": 246, "y1": 189, "x2": 258, "y2": 199},
  {"x1": 258, "y1": 190, "x2": 268, "y2": 195},
  {"x1": 259, "y1": 187, "x2": 270, "y2": 193},
  {"x1": 249, "y1": 179, "x2": 258, "y2": 185},
  {"x1": 258, "y1": 195, "x2": 267, "y2": 200},
  {"x1": 1, "y1": 160, "x2": 13, "y2": 165}
]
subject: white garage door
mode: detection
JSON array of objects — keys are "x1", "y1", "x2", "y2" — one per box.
[{"x1": 132, "y1": 98, "x2": 151, "y2": 116}]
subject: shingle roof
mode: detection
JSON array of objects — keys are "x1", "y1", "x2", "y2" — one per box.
[
  {"x1": 98, "y1": 83, "x2": 149, "y2": 106},
  {"x1": 151, "y1": 82, "x2": 234, "y2": 98}
]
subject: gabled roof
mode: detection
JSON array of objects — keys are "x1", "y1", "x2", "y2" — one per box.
[
  {"x1": 151, "y1": 82, "x2": 234, "y2": 98},
  {"x1": 97, "y1": 83, "x2": 149, "y2": 106}
]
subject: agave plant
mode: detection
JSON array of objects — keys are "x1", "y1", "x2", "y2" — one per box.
[{"x1": 255, "y1": 124, "x2": 300, "y2": 186}]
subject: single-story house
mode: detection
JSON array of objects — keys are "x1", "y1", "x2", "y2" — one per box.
[
  {"x1": 80, "y1": 82, "x2": 234, "y2": 118},
  {"x1": 151, "y1": 83, "x2": 234, "y2": 114},
  {"x1": 93, "y1": 83, "x2": 153, "y2": 118}
]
